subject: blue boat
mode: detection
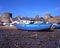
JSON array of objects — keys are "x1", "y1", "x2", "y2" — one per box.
[
  {"x1": 53, "y1": 25, "x2": 60, "y2": 29},
  {"x1": 15, "y1": 23, "x2": 52, "y2": 31}
]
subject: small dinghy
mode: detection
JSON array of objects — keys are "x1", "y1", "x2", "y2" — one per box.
[
  {"x1": 53, "y1": 23, "x2": 60, "y2": 29},
  {"x1": 15, "y1": 23, "x2": 52, "y2": 31}
]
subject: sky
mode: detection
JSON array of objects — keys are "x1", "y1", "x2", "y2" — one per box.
[{"x1": 0, "y1": 0, "x2": 60, "y2": 18}]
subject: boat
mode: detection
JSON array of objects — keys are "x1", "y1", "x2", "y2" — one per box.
[
  {"x1": 52, "y1": 23, "x2": 60, "y2": 29},
  {"x1": 15, "y1": 23, "x2": 52, "y2": 31}
]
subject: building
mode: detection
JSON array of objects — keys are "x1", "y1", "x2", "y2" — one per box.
[
  {"x1": 46, "y1": 16, "x2": 60, "y2": 23},
  {"x1": 34, "y1": 15, "x2": 40, "y2": 21},
  {"x1": 44, "y1": 14, "x2": 53, "y2": 19},
  {"x1": 1, "y1": 13, "x2": 12, "y2": 23},
  {"x1": 0, "y1": 17, "x2": 2, "y2": 26}
]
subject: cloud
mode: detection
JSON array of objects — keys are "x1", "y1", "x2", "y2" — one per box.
[
  {"x1": 53, "y1": 7, "x2": 60, "y2": 11},
  {"x1": 42, "y1": 7, "x2": 60, "y2": 15},
  {"x1": 24, "y1": 7, "x2": 60, "y2": 17}
]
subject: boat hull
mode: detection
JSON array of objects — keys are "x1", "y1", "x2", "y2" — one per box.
[
  {"x1": 15, "y1": 24, "x2": 52, "y2": 31},
  {"x1": 53, "y1": 25, "x2": 60, "y2": 29}
]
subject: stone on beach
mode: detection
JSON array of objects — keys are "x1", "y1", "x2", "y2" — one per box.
[{"x1": 0, "y1": 27, "x2": 60, "y2": 48}]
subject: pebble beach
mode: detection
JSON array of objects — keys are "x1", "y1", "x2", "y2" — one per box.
[{"x1": 0, "y1": 26, "x2": 60, "y2": 48}]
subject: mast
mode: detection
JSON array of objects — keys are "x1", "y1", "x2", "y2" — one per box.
[
  {"x1": 18, "y1": 17, "x2": 21, "y2": 21},
  {"x1": 10, "y1": 17, "x2": 13, "y2": 23}
]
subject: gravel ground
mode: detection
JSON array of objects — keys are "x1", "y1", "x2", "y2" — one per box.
[{"x1": 0, "y1": 26, "x2": 60, "y2": 48}]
